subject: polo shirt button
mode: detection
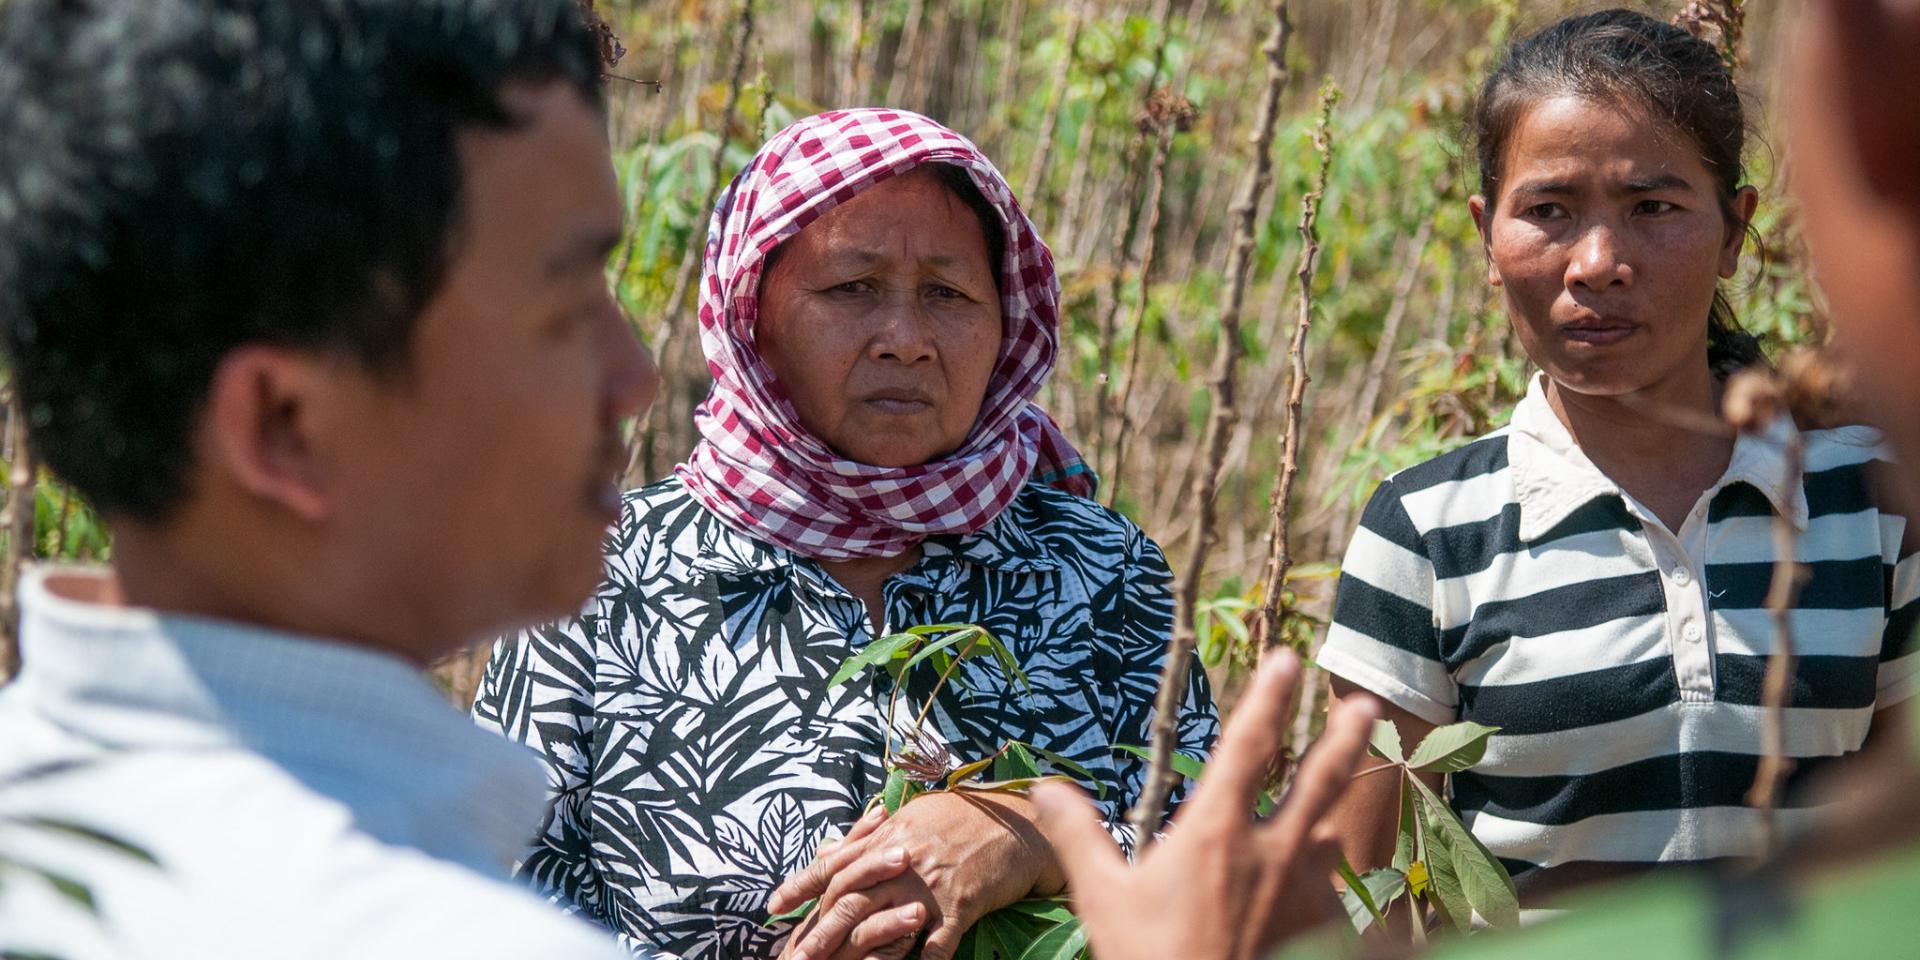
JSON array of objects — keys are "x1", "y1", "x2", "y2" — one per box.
[
  {"x1": 1682, "y1": 622, "x2": 1703, "y2": 643},
  {"x1": 1673, "y1": 566, "x2": 1691, "y2": 586}
]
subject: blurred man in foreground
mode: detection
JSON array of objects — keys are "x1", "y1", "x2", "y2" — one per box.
[
  {"x1": 1034, "y1": 1, "x2": 1920, "y2": 957},
  {"x1": 0, "y1": 1, "x2": 671, "y2": 956}
]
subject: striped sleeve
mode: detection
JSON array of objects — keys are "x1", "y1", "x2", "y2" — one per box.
[
  {"x1": 1880, "y1": 534, "x2": 1920, "y2": 709},
  {"x1": 1318, "y1": 477, "x2": 1459, "y2": 724}
]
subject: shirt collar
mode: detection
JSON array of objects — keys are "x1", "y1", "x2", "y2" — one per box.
[
  {"x1": 690, "y1": 489, "x2": 1062, "y2": 580},
  {"x1": 1508, "y1": 373, "x2": 1809, "y2": 543},
  {"x1": 11, "y1": 566, "x2": 550, "y2": 875}
]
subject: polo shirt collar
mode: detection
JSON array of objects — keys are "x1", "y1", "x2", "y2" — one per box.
[{"x1": 1508, "y1": 373, "x2": 1808, "y2": 543}]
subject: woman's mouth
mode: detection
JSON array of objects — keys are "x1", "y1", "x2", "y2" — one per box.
[
  {"x1": 861, "y1": 389, "x2": 935, "y2": 414},
  {"x1": 1563, "y1": 319, "x2": 1636, "y2": 346}
]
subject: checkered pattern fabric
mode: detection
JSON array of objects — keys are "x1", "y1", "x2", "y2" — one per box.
[{"x1": 676, "y1": 108, "x2": 1093, "y2": 560}]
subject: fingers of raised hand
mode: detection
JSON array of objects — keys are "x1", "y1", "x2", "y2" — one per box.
[
  {"x1": 771, "y1": 807, "x2": 889, "y2": 913},
  {"x1": 1262, "y1": 694, "x2": 1380, "y2": 849},
  {"x1": 1190, "y1": 650, "x2": 1302, "y2": 823},
  {"x1": 1031, "y1": 781, "x2": 1126, "y2": 895}
]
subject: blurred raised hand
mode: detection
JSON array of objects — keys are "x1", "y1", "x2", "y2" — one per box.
[{"x1": 1033, "y1": 651, "x2": 1380, "y2": 960}]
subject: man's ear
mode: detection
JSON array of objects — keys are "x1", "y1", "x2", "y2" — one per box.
[
  {"x1": 1468, "y1": 195, "x2": 1500, "y2": 287},
  {"x1": 1822, "y1": 0, "x2": 1920, "y2": 216},
  {"x1": 201, "y1": 346, "x2": 341, "y2": 522}
]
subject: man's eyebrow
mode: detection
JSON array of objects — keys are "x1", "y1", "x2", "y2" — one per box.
[{"x1": 546, "y1": 227, "x2": 624, "y2": 276}]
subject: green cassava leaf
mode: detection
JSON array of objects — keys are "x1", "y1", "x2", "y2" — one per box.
[
  {"x1": 978, "y1": 629, "x2": 1031, "y2": 693},
  {"x1": 1368, "y1": 718, "x2": 1405, "y2": 765},
  {"x1": 763, "y1": 897, "x2": 818, "y2": 926},
  {"x1": 1000, "y1": 898, "x2": 1076, "y2": 924},
  {"x1": 1409, "y1": 775, "x2": 1519, "y2": 928},
  {"x1": 1337, "y1": 861, "x2": 1406, "y2": 935},
  {"x1": 1392, "y1": 779, "x2": 1419, "y2": 875},
  {"x1": 1416, "y1": 796, "x2": 1472, "y2": 932},
  {"x1": 946, "y1": 753, "x2": 1003, "y2": 789},
  {"x1": 1405, "y1": 722, "x2": 1500, "y2": 774},
  {"x1": 1110, "y1": 743, "x2": 1206, "y2": 781},
  {"x1": 881, "y1": 767, "x2": 915, "y2": 814},
  {"x1": 828, "y1": 631, "x2": 922, "y2": 689},
  {"x1": 1014, "y1": 914, "x2": 1088, "y2": 960},
  {"x1": 1009, "y1": 741, "x2": 1106, "y2": 799},
  {"x1": 902, "y1": 627, "x2": 990, "y2": 675},
  {"x1": 951, "y1": 774, "x2": 1074, "y2": 794},
  {"x1": 998, "y1": 740, "x2": 1043, "y2": 781}
]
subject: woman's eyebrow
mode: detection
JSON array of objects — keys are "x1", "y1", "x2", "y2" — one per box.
[{"x1": 1621, "y1": 173, "x2": 1696, "y2": 194}]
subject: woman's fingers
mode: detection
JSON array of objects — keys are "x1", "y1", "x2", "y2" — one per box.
[
  {"x1": 839, "y1": 803, "x2": 890, "y2": 846},
  {"x1": 770, "y1": 807, "x2": 891, "y2": 912},
  {"x1": 841, "y1": 903, "x2": 927, "y2": 960},
  {"x1": 916, "y1": 916, "x2": 971, "y2": 960},
  {"x1": 1031, "y1": 781, "x2": 1126, "y2": 895},
  {"x1": 785, "y1": 877, "x2": 922, "y2": 960},
  {"x1": 1188, "y1": 650, "x2": 1303, "y2": 824}
]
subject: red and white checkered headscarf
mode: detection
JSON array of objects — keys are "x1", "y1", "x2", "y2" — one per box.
[{"x1": 675, "y1": 108, "x2": 1094, "y2": 561}]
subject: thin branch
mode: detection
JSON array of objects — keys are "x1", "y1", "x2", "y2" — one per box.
[
  {"x1": 1103, "y1": 107, "x2": 1182, "y2": 508},
  {"x1": 1092, "y1": 0, "x2": 1179, "y2": 477},
  {"x1": 1128, "y1": 0, "x2": 1295, "y2": 849},
  {"x1": 660, "y1": 0, "x2": 755, "y2": 338},
  {"x1": 1745, "y1": 424, "x2": 1803, "y2": 856},
  {"x1": 1255, "y1": 78, "x2": 1339, "y2": 652},
  {"x1": 1018, "y1": 0, "x2": 1090, "y2": 219},
  {"x1": 0, "y1": 392, "x2": 34, "y2": 683}
]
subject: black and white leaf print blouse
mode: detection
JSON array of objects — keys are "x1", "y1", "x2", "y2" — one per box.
[{"x1": 473, "y1": 478, "x2": 1218, "y2": 960}]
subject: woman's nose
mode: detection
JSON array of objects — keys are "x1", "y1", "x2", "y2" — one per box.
[
  {"x1": 868, "y1": 296, "x2": 937, "y2": 364},
  {"x1": 1566, "y1": 223, "x2": 1634, "y2": 291}
]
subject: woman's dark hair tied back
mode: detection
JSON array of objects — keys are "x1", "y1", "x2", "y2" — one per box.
[{"x1": 1470, "y1": 7, "x2": 1763, "y2": 375}]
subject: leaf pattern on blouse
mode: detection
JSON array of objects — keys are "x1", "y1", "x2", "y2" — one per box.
[{"x1": 473, "y1": 478, "x2": 1218, "y2": 959}]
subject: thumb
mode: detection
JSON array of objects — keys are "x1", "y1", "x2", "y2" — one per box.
[{"x1": 1031, "y1": 781, "x2": 1125, "y2": 895}]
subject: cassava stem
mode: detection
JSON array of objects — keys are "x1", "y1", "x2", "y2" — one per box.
[
  {"x1": 1127, "y1": 0, "x2": 1295, "y2": 849},
  {"x1": 1255, "y1": 78, "x2": 1339, "y2": 652}
]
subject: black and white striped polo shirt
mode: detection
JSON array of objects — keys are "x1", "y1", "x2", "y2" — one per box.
[{"x1": 1319, "y1": 376, "x2": 1920, "y2": 889}]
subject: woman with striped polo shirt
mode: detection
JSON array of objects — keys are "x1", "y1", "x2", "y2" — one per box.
[{"x1": 1320, "y1": 9, "x2": 1920, "y2": 908}]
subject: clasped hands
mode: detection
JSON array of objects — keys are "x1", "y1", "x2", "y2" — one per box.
[
  {"x1": 770, "y1": 651, "x2": 1378, "y2": 960},
  {"x1": 770, "y1": 787, "x2": 1065, "y2": 960}
]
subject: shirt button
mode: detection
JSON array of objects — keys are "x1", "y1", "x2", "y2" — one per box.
[
  {"x1": 1682, "y1": 622, "x2": 1704, "y2": 643},
  {"x1": 1673, "y1": 566, "x2": 1692, "y2": 586}
]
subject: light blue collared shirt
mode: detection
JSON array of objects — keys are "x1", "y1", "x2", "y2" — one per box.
[{"x1": 0, "y1": 566, "x2": 634, "y2": 959}]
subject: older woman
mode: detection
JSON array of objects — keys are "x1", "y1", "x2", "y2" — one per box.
[{"x1": 473, "y1": 109, "x2": 1217, "y2": 960}]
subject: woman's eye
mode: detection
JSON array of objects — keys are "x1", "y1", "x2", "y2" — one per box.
[
  {"x1": 830, "y1": 280, "x2": 869, "y2": 295},
  {"x1": 928, "y1": 284, "x2": 965, "y2": 300}
]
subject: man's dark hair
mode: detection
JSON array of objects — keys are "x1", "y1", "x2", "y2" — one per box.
[
  {"x1": 0, "y1": 0, "x2": 605, "y2": 520},
  {"x1": 1471, "y1": 8, "x2": 1763, "y2": 375}
]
